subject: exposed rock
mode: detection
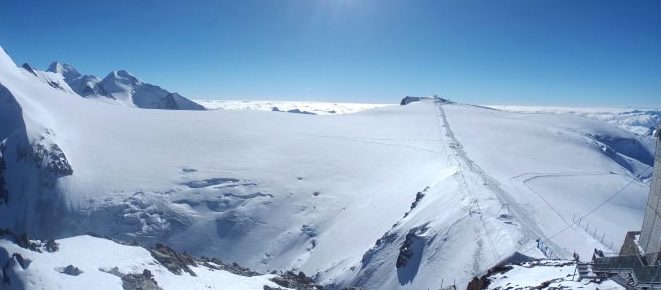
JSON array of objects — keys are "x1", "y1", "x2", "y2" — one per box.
[
  {"x1": 396, "y1": 226, "x2": 429, "y2": 269},
  {"x1": 400, "y1": 96, "x2": 422, "y2": 106},
  {"x1": 0, "y1": 150, "x2": 7, "y2": 205},
  {"x1": 271, "y1": 107, "x2": 316, "y2": 115},
  {"x1": 149, "y1": 243, "x2": 197, "y2": 276},
  {"x1": 16, "y1": 133, "x2": 73, "y2": 178},
  {"x1": 60, "y1": 265, "x2": 82, "y2": 276},
  {"x1": 149, "y1": 239, "x2": 262, "y2": 278},
  {"x1": 44, "y1": 239, "x2": 59, "y2": 252},
  {"x1": 21, "y1": 63, "x2": 38, "y2": 77},
  {"x1": 270, "y1": 271, "x2": 322, "y2": 290},
  {"x1": 286, "y1": 109, "x2": 315, "y2": 115},
  {"x1": 403, "y1": 186, "x2": 429, "y2": 218},
  {"x1": 30, "y1": 142, "x2": 73, "y2": 176},
  {"x1": 400, "y1": 95, "x2": 452, "y2": 105},
  {"x1": 121, "y1": 269, "x2": 163, "y2": 290},
  {"x1": 12, "y1": 253, "x2": 30, "y2": 270}
]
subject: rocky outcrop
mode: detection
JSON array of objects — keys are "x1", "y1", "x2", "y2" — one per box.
[
  {"x1": 396, "y1": 225, "x2": 429, "y2": 269},
  {"x1": 400, "y1": 95, "x2": 453, "y2": 105},
  {"x1": 122, "y1": 269, "x2": 163, "y2": 290},
  {"x1": 149, "y1": 243, "x2": 197, "y2": 276},
  {"x1": 270, "y1": 271, "x2": 322, "y2": 290},
  {"x1": 400, "y1": 96, "x2": 422, "y2": 106},
  {"x1": 17, "y1": 138, "x2": 73, "y2": 177},
  {"x1": 59, "y1": 265, "x2": 82, "y2": 276}
]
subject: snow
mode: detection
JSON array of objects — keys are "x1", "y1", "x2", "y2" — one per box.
[
  {"x1": 0, "y1": 235, "x2": 285, "y2": 290},
  {"x1": 0, "y1": 46, "x2": 655, "y2": 290},
  {"x1": 487, "y1": 260, "x2": 623, "y2": 289},
  {"x1": 443, "y1": 105, "x2": 651, "y2": 259},
  {"x1": 195, "y1": 99, "x2": 393, "y2": 115}
]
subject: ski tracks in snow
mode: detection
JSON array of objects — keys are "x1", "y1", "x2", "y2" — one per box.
[{"x1": 435, "y1": 101, "x2": 569, "y2": 260}]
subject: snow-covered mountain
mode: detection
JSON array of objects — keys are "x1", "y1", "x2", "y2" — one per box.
[
  {"x1": 21, "y1": 61, "x2": 204, "y2": 110},
  {"x1": 0, "y1": 46, "x2": 656, "y2": 290}
]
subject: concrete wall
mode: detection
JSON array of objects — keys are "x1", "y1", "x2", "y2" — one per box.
[{"x1": 639, "y1": 127, "x2": 661, "y2": 263}]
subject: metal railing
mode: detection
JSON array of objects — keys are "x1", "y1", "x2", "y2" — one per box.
[{"x1": 592, "y1": 253, "x2": 661, "y2": 287}]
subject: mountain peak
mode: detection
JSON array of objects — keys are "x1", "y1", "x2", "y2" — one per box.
[
  {"x1": 106, "y1": 69, "x2": 139, "y2": 83},
  {"x1": 47, "y1": 62, "x2": 81, "y2": 79}
]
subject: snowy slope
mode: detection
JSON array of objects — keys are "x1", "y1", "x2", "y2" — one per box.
[
  {"x1": 0, "y1": 235, "x2": 288, "y2": 290},
  {"x1": 0, "y1": 46, "x2": 655, "y2": 290},
  {"x1": 443, "y1": 105, "x2": 652, "y2": 259},
  {"x1": 41, "y1": 61, "x2": 204, "y2": 110},
  {"x1": 196, "y1": 99, "x2": 393, "y2": 115},
  {"x1": 485, "y1": 260, "x2": 623, "y2": 289}
]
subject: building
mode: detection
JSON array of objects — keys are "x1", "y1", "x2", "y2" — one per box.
[{"x1": 640, "y1": 127, "x2": 661, "y2": 264}]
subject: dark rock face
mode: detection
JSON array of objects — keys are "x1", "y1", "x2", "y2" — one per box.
[
  {"x1": 44, "y1": 239, "x2": 59, "y2": 253},
  {"x1": 0, "y1": 229, "x2": 50, "y2": 252},
  {"x1": 21, "y1": 63, "x2": 38, "y2": 77},
  {"x1": 400, "y1": 96, "x2": 422, "y2": 106},
  {"x1": 403, "y1": 187, "x2": 429, "y2": 218},
  {"x1": 400, "y1": 95, "x2": 452, "y2": 105},
  {"x1": 149, "y1": 243, "x2": 197, "y2": 276},
  {"x1": 31, "y1": 142, "x2": 73, "y2": 176},
  {"x1": 270, "y1": 271, "x2": 322, "y2": 290},
  {"x1": 121, "y1": 269, "x2": 163, "y2": 290},
  {"x1": 396, "y1": 233, "x2": 415, "y2": 268},
  {"x1": 149, "y1": 242, "x2": 260, "y2": 278},
  {"x1": 17, "y1": 135, "x2": 73, "y2": 177},
  {"x1": 286, "y1": 109, "x2": 315, "y2": 115},
  {"x1": 12, "y1": 253, "x2": 30, "y2": 270},
  {"x1": 0, "y1": 151, "x2": 7, "y2": 205},
  {"x1": 61, "y1": 265, "x2": 82, "y2": 276},
  {"x1": 396, "y1": 226, "x2": 429, "y2": 269}
]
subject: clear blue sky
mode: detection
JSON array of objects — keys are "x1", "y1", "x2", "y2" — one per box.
[{"x1": 1, "y1": 0, "x2": 660, "y2": 106}]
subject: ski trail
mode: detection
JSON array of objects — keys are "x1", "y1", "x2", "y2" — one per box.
[{"x1": 435, "y1": 101, "x2": 569, "y2": 259}]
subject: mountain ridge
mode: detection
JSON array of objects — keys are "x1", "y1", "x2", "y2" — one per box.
[{"x1": 39, "y1": 61, "x2": 205, "y2": 110}]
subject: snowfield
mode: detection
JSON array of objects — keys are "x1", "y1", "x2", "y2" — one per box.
[{"x1": 0, "y1": 45, "x2": 657, "y2": 290}]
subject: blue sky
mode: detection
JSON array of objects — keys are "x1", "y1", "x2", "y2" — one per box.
[{"x1": 1, "y1": 0, "x2": 660, "y2": 106}]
